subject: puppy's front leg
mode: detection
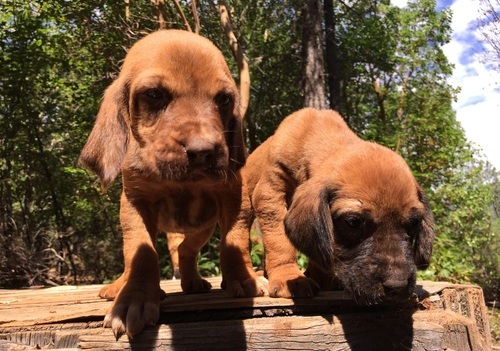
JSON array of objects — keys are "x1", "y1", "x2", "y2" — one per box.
[
  {"x1": 254, "y1": 181, "x2": 319, "y2": 298},
  {"x1": 103, "y1": 192, "x2": 161, "y2": 339},
  {"x1": 220, "y1": 186, "x2": 268, "y2": 298}
]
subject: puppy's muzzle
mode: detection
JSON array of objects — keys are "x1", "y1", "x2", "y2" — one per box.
[
  {"x1": 185, "y1": 139, "x2": 219, "y2": 167},
  {"x1": 383, "y1": 278, "x2": 409, "y2": 292},
  {"x1": 382, "y1": 277, "x2": 412, "y2": 296},
  {"x1": 380, "y1": 273, "x2": 416, "y2": 301}
]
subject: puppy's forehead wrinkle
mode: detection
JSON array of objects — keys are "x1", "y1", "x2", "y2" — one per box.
[
  {"x1": 333, "y1": 198, "x2": 364, "y2": 212},
  {"x1": 330, "y1": 148, "x2": 421, "y2": 217},
  {"x1": 123, "y1": 40, "x2": 234, "y2": 98},
  {"x1": 133, "y1": 72, "x2": 233, "y2": 99}
]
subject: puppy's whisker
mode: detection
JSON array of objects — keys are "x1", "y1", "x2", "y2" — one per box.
[
  {"x1": 227, "y1": 167, "x2": 237, "y2": 180},
  {"x1": 220, "y1": 169, "x2": 228, "y2": 182}
]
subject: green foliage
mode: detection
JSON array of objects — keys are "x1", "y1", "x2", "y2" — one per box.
[
  {"x1": 225, "y1": 0, "x2": 305, "y2": 150},
  {"x1": 250, "y1": 229, "x2": 265, "y2": 271}
]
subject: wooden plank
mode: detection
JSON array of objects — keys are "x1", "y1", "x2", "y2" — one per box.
[
  {"x1": 0, "y1": 278, "x2": 459, "y2": 327},
  {"x1": 0, "y1": 278, "x2": 492, "y2": 350},
  {"x1": 1, "y1": 311, "x2": 486, "y2": 351}
]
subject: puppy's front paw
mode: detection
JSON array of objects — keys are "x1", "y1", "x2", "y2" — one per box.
[
  {"x1": 222, "y1": 274, "x2": 269, "y2": 297},
  {"x1": 268, "y1": 268, "x2": 320, "y2": 298},
  {"x1": 99, "y1": 274, "x2": 125, "y2": 300},
  {"x1": 103, "y1": 283, "x2": 161, "y2": 339}
]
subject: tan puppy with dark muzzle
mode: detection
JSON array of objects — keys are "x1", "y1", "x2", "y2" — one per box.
[
  {"x1": 223, "y1": 108, "x2": 434, "y2": 304},
  {"x1": 79, "y1": 30, "x2": 252, "y2": 338}
]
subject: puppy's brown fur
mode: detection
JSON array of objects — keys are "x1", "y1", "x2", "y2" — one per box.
[
  {"x1": 225, "y1": 108, "x2": 434, "y2": 303},
  {"x1": 79, "y1": 30, "x2": 251, "y2": 338}
]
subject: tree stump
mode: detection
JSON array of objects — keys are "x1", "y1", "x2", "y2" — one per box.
[{"x1": 0, "y1": 277, "x2": 492, "y2": 350}]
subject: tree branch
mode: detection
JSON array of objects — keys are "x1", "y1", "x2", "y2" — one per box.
[
  {"x1": 151, "y1": 0, "x2": 168, "y2": 29},
  {"x1": 395, "y1": 70, "x2": 413, "y2": 153},
  {"x1": 172, "y1": 0, "x2": 193, "y2": 32},
  {"x1": 218, "y1": 0, "x2": 251, "y2": 119},
  {"x1": 191, "y1": 0, "x2": 200, "y2": 34}
]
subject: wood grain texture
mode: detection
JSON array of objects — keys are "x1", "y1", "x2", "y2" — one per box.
[{"x1": 0, "y1": 278, "x2": 492, "y2": 350}]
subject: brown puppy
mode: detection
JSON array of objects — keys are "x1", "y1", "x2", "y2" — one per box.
[
  {"x1": 225, "y1": 108, "x2": 434, "y2": 303},
  {"x1": 79, "y1": 30, "x2": 248, "y2": 338}
]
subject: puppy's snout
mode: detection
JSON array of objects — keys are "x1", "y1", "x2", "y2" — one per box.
[
  {"x1": 382, "y1": 278, "x2": 409, "y2": 292},
  {"x1": 185, "y1": 140, "x2": 217, "y2": 166}
]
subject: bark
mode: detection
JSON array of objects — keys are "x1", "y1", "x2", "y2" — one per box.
[
  {"x1": 302, "y1": 0, "x2": 326, "y2": 109},
  {"x1": 324, "y1": 0, "x2": 342, "y2": 114}
]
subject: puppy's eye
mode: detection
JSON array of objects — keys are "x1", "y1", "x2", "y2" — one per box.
[
  {"x1": 406, "y1": 216, "x2": 421, "y2": 232},
  {"x1": 142, "y1": 88, "x2": 172, "y2": 107},
  {"x1": 146, "y1": 88, "x2": 163, "y2": 99},
  {"x1": 344, "y1": 215, "x2": 362, "y2": 228},
  {"x1": 215, "y1": 93, "x2": 233, "y2": 109}
]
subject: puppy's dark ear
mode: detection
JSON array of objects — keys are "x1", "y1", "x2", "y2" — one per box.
[
  {"x1": 284, "y1": 179, "x2": 335, "y2": 268},
  {"x1": 226, "y1": 114, "x2": 247, "y2": 172},
  {"x1": 79, "y1": 79, "x2": 129, "y2": 190},
  {"x1": 414, "y1": 186, "x2": 435, "y2": 269}
]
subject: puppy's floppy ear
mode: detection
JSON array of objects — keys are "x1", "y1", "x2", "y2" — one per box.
[
  {"x1": 225, "y1": 98, "x2": 247, "y2": 172},
  {"x1": 414, "y1": 185, "x2": 435, "y2": 269},
  {"x1": 79, "y1": 78, "x2": 129, "y2": 190},
  {"x1": 226, "y1": 117, "x2": 247, "y2": 172},
  {"x1": 284, "y1": 179, "x2": 336, "y2": 269}
]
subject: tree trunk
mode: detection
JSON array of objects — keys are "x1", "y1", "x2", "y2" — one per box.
[
  {"x1": 302, "y1": 0, "x2": 326, "y2": 109},
  {"x1": 324, "y1": 0, "x2": 342, "y2": 114}
]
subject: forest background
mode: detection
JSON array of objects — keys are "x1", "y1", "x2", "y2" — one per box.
[{"x1": 0, "y1": 0, "x2": 499, "y2": 319}]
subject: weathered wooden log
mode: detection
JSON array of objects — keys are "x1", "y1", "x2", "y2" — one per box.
[{"x1": 0, "y1": 277, "x2": 492, "y2": 350}]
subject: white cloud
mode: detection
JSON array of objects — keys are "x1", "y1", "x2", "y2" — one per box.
[
  {"x1": 443, "y1": 0, "x2": 500, "y2": 170},
  {"x1": 391, "y1": 0, "x2": 408, "y2": 7},
  {"x1": 393, "y1": 0, "x2": 500, "y2": 170}
]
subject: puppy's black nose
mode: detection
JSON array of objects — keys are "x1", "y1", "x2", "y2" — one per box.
[
  {"x1": 382, "y1": 278, "x2": 408, "y2": 292},
  {"x1": 185, "y1": 140, "x2": 217, "y2": 166}
]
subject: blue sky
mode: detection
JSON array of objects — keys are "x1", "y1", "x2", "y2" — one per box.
[{"x1": 393, "y1": 0, "x2": 500, "y2": 170}]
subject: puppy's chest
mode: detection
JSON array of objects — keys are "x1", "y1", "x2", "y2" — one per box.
[{"x1": 157, "y1": 190, "x2": 219, "y2": 231}]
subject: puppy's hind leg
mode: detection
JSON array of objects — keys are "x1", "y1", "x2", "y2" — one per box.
[
  {"x1": 178, "y1": 228, "x2": 213, "y2": 293},
  {"x1": 220, "y1": 219, "x2": 269, "y2": 297},
  {"x1": 166, "y1": 232, "x2": 184, "y2": 279}
]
